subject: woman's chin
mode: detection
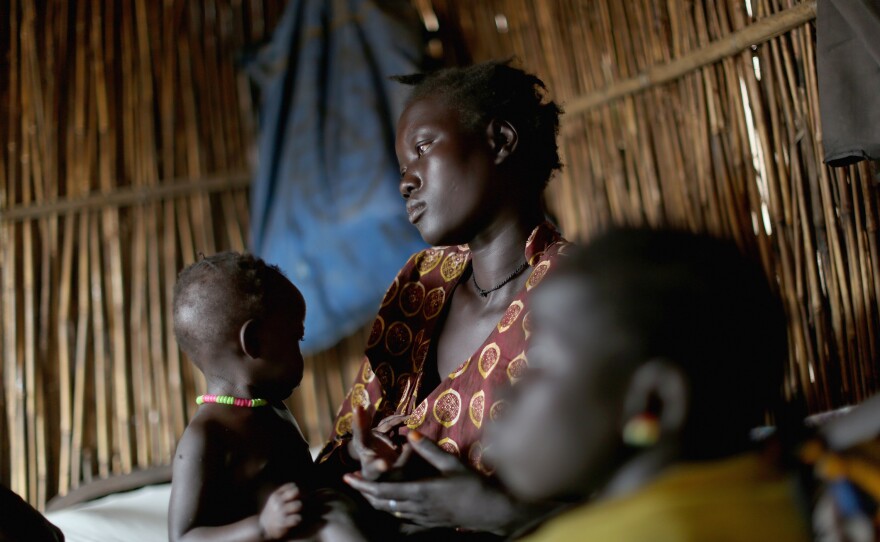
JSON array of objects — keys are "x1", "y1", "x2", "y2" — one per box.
[{"x1": 417, "y1": 223, "x2": 469, "y2": 248}]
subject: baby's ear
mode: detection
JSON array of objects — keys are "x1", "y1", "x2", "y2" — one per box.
[{"x1": 239, "y1": 319, "x2": 260, "y2": 359}]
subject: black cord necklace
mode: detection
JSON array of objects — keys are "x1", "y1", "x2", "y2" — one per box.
[{"x1": 471, "y1": 260, "x2": 530, "y2": 297}]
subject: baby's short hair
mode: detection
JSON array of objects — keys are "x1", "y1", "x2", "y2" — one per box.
[{"x1": 172, "y1": 252, "x2": 299, "y2": 363}]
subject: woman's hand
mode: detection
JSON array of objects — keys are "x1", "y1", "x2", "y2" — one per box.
[
  {"x1": 343, "y1": 432, "x2": 523, "y2": 535},
  {"x1": 348, "y1": 407, "x2": 410, "y2": 480}
]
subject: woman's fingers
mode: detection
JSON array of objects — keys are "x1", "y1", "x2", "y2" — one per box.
[
  {"x1": 370, "y1": 430, "x2": 398, "y2": 452},
  {"x1": 351, "y1": 406, "x2": 372, "y2": 450},
  {"x1": 375, "y1": 414, "x2": 410, "y2": 433},
  {"x1": 343, "y1": 474, "x2": 423, "y2": 501},
  {"x1": 359, "y1": 456, "x2": 390, "y2": 481},
  {"x1": 407, "y1": 431, "x2": 467, "y2": 474},
  {"x1": 392, "y1": 443, "x2": 414, "y2": 469}
]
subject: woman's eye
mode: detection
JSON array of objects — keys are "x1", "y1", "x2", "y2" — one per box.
[{"x1": 416, "y1": 142, "x2": 431, "y2": 156}]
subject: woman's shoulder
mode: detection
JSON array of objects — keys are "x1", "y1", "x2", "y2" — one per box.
[{"x1": 392, "y1": 244, "x2": 472, "y2": 284}]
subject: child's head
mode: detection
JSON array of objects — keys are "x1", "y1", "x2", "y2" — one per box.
[
  {"x1": 490, "y1": 229, "x2": 788, "y2": 502},
  {"x1": 173, "y1": 252, "x2": 306, "y2": 401}
]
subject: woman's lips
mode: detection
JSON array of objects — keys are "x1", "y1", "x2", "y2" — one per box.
[{"x1": 407, "y1": 201, "x2": 426, "y2": 224}]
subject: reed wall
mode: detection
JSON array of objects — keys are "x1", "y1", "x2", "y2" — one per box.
[
  {"x1": 3, "y1": 0, "x2": 878, "y2": 509},
  {"x1": 429, "y1": 0, "x2": 879, "y2": 413}
]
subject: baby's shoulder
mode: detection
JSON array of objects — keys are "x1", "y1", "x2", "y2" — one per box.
[{"x1": 176, "y1": 413, "x2": 239, "y2": 455}]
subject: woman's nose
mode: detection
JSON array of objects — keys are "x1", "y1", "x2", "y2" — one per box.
[{"x1": 399, "y1": 168, "x2": 418, "y2": 199}]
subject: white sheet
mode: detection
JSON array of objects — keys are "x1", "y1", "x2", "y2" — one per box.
[{"x1": 46, "y1": 484, "x2": 170, "y2": 542}]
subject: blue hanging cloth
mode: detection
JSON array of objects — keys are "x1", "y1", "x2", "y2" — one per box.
[{"x1": 247, "y1": 0, "x2": 426, "y2": 354}]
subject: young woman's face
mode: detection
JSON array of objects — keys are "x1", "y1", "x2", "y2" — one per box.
[{"x1": 395, "y1": 96, "x2": 499, "y2": 247}]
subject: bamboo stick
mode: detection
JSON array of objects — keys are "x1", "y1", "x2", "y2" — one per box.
[{"x1": 564, "y1": 0, "x2": 817, "y2": 116}]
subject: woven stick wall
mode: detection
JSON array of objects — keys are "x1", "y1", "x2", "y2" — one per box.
[
  {"x1": 0, "y1": 0, "x2": 301, "y2": 508},
  {"x1": 3, "y1": 0, "x2": 880, "y2": 511},
  {"x1": 429, "y1": 0, "x2": 880, "y2": 414}
]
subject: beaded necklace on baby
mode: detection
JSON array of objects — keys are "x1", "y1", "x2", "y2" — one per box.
[{"x1": 195, "y1": 394, "x2": 268, "y2": 408}]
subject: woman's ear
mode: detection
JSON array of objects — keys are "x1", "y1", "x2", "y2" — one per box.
[
  {"x1": 621, "y1": 359, "x2": 689, "y2": 440},
  {"x1": 239, "y1": 318, "x2": 260, "y2": 359},
  {"x1": 486, "y1": 119, "x2": 518, "y2": 165}
]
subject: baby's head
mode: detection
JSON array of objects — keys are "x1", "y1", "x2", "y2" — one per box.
[
  {"x1": 173, "y1": 252, "x2": 306, "y2": 402},
  {"x1": 490, "y1": 229, "x2": 788, "y2": 503}
]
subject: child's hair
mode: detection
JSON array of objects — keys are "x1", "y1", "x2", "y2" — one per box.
[
  {"x1": 562, "y1": 229, "x2": 788, "y2": 451},
  {"x1": 392, "y1": 59, "x2": 563, "y2": 193},
  {"x1": 172, "y1": 252, "x2": 297, "y2": 363}
]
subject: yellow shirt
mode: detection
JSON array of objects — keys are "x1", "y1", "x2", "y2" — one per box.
[{"x1": 523, "y1": 454, "x2": 810, "y2": 542}]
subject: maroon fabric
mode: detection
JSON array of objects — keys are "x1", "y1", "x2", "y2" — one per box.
[{"x1": 319, "y1": 222, "x2": 570, "y2": 473}]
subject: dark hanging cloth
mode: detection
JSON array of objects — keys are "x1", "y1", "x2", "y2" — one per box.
[
  {"x1": 247, "y1": 0, "x2": 426, "y2": 354},
  {"x1": 817, "y1": 0, "x2": 880, "y2": 166}
]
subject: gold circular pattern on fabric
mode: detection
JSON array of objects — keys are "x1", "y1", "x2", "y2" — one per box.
[
  {"x1": 522, "y1": 311, "x2": 532, "y2": 340},
  {"x1": 350, "y1": 383, "x2": 371, "y2": 411},
  {"x1": 469, "y1": 390, "x2": 485, "y2": 429},
  {"x1": 468, "y1": 440, "x2": 493, "y2": 475},
  {"x1": 379, "y1": 399, "x2": 395, "y2": 418},
  {"x1": 497, "y1": 300, "x2": 524, "y2": 333},
  {"x1": 423, "y1": 287, "x2": 446, "y2": 320},
  {"x1": 411, "y1": 337, "x2": 430, "y2": 372},
  {"x1": 335, "y1": 412, "x2": 353, "y2": 436},
  {"x1": 440, "y1": 252, "x2": 468, "y2": 282},
  {"x1": 374, "y1": 363, "x2": 395, "y2": 390},
  {"x1": 489, "y1": 399, "x2": 508, "y2": 421},
  {"x1": 448, "y1": 357, "x2": 471, "y2": 379},
  {"x1": 380, "y1": 278, "x2": 399, "y2": 308},
  {"x1": 416, "y1": 249, "x2": 443, "y2": 275},
  {"x1": 399, "y1": 281, "x2": 426, "y2": 316},
  {"x1": 367, "y1": 316, "x2": 385, "y2": 348},
  {"x1": 361, "y1": 361, "x2": 375, "y2": 384},
  {"x1": 410, "y1": 329, "x2": 425, "y2": 367},
  {"x1": 406, "y1": 399, "x2": 428, "y2": 429},
  {"x1": 507, "y1": 352, "x2": 528, "y2": 385},
  {"x1": 395, "y1": 373, "x2": 413, "y2": 407},
  {"x1": 478, "y1": 343, "x2": 501, "y2": 379},
  {"x1": 468, "y1": 441, "x2": 486, "y2": 473},
  {"x1": 437, "y1": 437, "x2": 460, "y2": 456},
  {"x1": 432, "y1": 389, "x2": 462, "y2": 428},
  {"x1": 526, "y1": 260, "x2": 551, "y2": 291},
  {"x1": 384, "y1": 321, "x2": 413, "y2": 356}
]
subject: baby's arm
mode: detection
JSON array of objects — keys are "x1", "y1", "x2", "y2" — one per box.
[{"x1": 168, "y1": 422, "x2": 302, "y2": 542}]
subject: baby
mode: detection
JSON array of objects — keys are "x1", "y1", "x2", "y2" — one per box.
[{"x1": 168, "y1": 252, "x2": 319, "y2": 541}]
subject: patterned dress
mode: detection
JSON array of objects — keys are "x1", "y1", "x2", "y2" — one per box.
[{"x1": 318, "y1": 222, "x2": 569, "y2": 474}]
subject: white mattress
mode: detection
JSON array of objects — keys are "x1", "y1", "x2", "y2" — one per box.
[{"x1": 46, "y1": 484, "x2": 170, "y2": 542}]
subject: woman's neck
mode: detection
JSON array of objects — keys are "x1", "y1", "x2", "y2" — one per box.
[{"x1": 467, "y1": 206, "x2": 544, "y2": 294}]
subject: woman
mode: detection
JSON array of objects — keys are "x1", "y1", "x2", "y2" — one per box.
[
  {"x1": 317, "y1": 60, "x2": 568, "y2": 537},
  {"x1": 487, "y1": 229, "x2": 811, "y2": 541}
]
